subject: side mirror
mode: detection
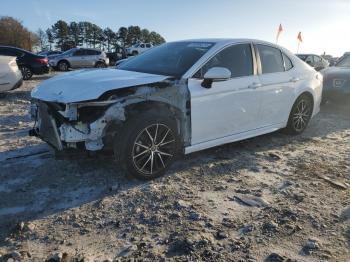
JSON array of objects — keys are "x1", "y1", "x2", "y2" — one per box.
[{"x1": 201, "y1": 67, "x2": 231, "y2": 88}]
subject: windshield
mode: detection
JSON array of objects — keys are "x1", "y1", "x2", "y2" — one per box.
[
  {"x1": 61, "y1": 49, "x2": 75, "y2": 55},
  {"x1": 119, "y1": 41, "x2": 215, "y2": 77},
  {"x1": 336, "y1": 55, "x2": 350, "y2": 67}
]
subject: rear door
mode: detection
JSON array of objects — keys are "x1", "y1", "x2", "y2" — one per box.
[
  {"x1": 85, "y1": 50, "x2": 100, "y2": 67},
  {"x1": 70, "y1": 49, "x2": 86, "y2": 68},
  {"x1": 188, "y1": 43, "x2": 262, "y2": 145},
  {"x1": 255, "y1": 44, "x2": 296, "y2": 127}
]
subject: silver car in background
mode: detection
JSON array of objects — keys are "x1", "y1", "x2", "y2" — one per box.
[
  {"x1": 296, "y1": 54, "x2": 329, "y2": 71},
  {"x1": 0, "y1": 56, "x2": 22, "y2": 92},
  {"x1": 49, "y1": 48, "x2": 109, "y2": 71}
]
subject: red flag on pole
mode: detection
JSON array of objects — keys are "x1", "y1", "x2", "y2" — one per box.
[
  {"x1": 297, "y1": 32, "x2": 303, "y2": 53},
  {"x1": 297, "y1": 32, "x2": 303, "y2": 43},
  {"x1": 276, "y1": 23, "x2": 283, "y2": 44}
]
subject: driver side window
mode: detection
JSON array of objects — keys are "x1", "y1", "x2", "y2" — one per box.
[{"x1": 194, "y1": 44, "x2": 253, "y2": 79}]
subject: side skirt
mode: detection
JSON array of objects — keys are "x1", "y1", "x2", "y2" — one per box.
[{"x1": 184, "y1": 123, "x2": 285, "y2": 154}]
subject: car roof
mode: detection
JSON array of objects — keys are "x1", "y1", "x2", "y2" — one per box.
[{"x1": 0, "y1": 45, "x2": 29, "y2": 52}]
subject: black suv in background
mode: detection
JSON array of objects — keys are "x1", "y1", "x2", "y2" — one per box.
[{"x1": 0, "y1": 46, "x2": 50, "y2": 80}]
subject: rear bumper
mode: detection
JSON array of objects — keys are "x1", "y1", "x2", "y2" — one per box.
[{"x1": 31, "y1": 64, "x2": 50, "y2": 75}]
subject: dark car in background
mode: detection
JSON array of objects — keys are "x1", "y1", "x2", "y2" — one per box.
[
  {"x1": 0, "y1": 46, "x2": 50, "y2": 80},
  {"x1": 296, "y1": 54, "x2": 329, "y2": 71},
  {"x1": 37, "y1": 50, "x2": 62, "y2": 57},
  {"x1": 321, "y1": 52, "x2": 350, "y2": 101}
]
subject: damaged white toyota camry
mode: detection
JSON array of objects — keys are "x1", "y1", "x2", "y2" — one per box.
[{"x1": 30, "y1": 39, "x2": 322, "y2": 179}]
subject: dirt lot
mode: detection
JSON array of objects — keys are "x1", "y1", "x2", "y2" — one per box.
[{"x1": 0, "y1": 73, "x2": 349, "y2": 261}]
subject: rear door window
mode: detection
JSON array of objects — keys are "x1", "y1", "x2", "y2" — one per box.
[
  {"x1": 73, "y1": 49, "x2": 86, "y2": 56},
  {"x1": 282, "y1": 53, "x2": 293, "y2": 71},
  {"x1": 86, "y1": 50, "x2": 100, "y2": 56},
  {"x1": 196, "y1": 43, "x2": 253, "y2": 78},
  {"x1": 257, "y1": 45, "x2": 285, "y2": 74}
]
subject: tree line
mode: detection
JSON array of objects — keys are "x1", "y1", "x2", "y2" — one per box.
[
  {"x1": 0, "y1": 17, "x2": 39, "y2": 51},
  {"x1": 40, "y1": 20, "x2": 166, "y2": 51},
  {"x1": 0, "y1": 16, "x2": 166, "y2": 52}
]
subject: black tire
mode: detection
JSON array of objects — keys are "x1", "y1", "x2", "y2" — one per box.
[
  {"x1": 285, "y1": 94, "x2": 313, "y2": 135},
  {"x1": 58, "y1": 60, "x2": 69, "y2": 71},
  {"x1": 132, "y1": 51, "x2": 138, "y2": 56},
  {"x1": 114, "y1": 111, "x2": 181, "y2": 180},
  {"x1": 95, "y1": 61, "x2": 107, "y2": 68},
  {"x1": 20, "y1": 66, "x2": 33, "y2": 80}
]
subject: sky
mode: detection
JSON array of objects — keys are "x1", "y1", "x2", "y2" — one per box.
[{"x1": 1, "y1": 0, "x2": 349, "y2": 56}]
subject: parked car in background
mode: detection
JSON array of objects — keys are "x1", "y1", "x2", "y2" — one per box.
[
  {"x1": 0, "y1": 46, "x2": 50, "y2": 80},
  {"x1": 106, "y1": 51, "x2": 122, "y2": 66},
  {"x1": 37, "y1": 50, "x2": 62, "y2": 57},
  {"x1": 126, "y1": 43, "x2": 153, "y2": 56},
  {"x1": 296, "y1": 54, "x2": 329, "y2": 71},
  {"x1": 30, "y1": 39, "x2": 322, "y2": 179},
  {"x1": 321, "y1": 52, "x2": 350, "y2": 100},
  {"x1": 49, "y1": 48, "x2": 109, "y2": 71},
  {"x1": 0, "y1": 56, "x2": 22, "y2": 92}
]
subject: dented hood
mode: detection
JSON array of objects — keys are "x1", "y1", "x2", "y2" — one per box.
[{"x1": 31, "y1": 68, "x2": 169, "y2": 103}]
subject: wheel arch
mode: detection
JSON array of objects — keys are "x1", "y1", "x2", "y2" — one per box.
[{"x1": 103, "y1": 100, "x2": 185, "y2": 151}]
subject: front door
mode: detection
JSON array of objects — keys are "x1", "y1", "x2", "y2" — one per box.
[{"x1": 188, "y1": 43, "x2": 262, "y2": 145}]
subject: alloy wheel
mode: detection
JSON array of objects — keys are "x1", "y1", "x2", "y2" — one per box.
[
  {"x1": 21, "y1": 67, "x2": 32, "y2": 80},
  {"x1": 59, "y1": 62, "x2": 68, "y2": 71},
  {"x1": 292, "y1": 99, "x2": 311, "y2": 132},
  {"x1": 132, "y1": 123, "x2": 176, "y2": 176}
]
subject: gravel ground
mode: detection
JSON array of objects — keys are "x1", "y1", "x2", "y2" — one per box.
[{"x1": 0, "y1": 73, "x2": 349, "y2": 261}]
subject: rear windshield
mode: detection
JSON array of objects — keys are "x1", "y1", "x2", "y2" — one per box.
[{"x1": 336, "y1": 55, "x2": 350, "y2": 67}]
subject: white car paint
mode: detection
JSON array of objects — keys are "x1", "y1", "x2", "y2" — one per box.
[
  {"x1": 31, "y1": 68, "x2": 169, "y2": 103},
  {"x1": 0, "y1": 56, "x2": 22, "y2": 92},
  {"x1": 31, "y1": 39, "x2": 322, "y2": 156},
  {"x1": 184, "y1": 39, "x2": 322, "y2": 154}
]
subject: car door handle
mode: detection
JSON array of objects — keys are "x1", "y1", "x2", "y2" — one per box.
[
  {"x1": 289, "y1": 77, "x2": 300, "y2": 82},
  {"x1": 248, "y1": 82, "x2": 262, "y2": 89}
]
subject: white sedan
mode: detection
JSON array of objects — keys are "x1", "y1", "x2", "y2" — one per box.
[
  {"x1": 0, "y1": 56, "x2": 22, "y2": 92},
  {"x1": 31, "y1": 39, "x2": 322, "y2": 179}
]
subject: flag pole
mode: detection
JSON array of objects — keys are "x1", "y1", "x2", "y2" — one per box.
[{"x1": 297, "y1": 41, "x2": 300, "y2": 54}]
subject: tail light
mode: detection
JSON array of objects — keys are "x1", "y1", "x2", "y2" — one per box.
[{"x1": 36, "y1": 58, "x2": 48, "y2": 65}]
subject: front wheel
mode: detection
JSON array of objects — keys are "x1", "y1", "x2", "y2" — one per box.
[
  {"x1": 58, "y1": 61, "x2": 69, "y2": 71},
  {"x1": 115, "y1": 112, "x2": 180, "y2": 180},
  {"x1": 285, "y1": 94, "x2": 313, "y2": 135}
]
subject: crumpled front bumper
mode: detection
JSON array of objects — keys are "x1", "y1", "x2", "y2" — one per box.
[
  {"x1": 29, "y1": 100, "x2": 126, "y2": 151},
  {"x1": 30, "y1": 102, "x2": 63, "y2": 150}
]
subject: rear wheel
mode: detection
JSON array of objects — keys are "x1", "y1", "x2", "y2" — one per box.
[
  {"x1": 58, "y1": 61, "x2": 69, "y2": 71},
  {"x1": 285, "y1": 94, "x2": 313, "y2": 135},
  {"x1": 132, "y1": 51, "x2": 138, "y2": 56},
  {"x1": 115, "y1": 111, "x2": 180, "y2": 180},
  {"x1": 95, "y1": 61, "x2": 107, "y2": 68},
  {"x1": 20, "y1": 66, "x2": 33, "y2": 80}
]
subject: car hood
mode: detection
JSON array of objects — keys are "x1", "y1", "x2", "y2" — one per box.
[{"x1": 31, "y1": 69, "x2": 169, "y2": 103}]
